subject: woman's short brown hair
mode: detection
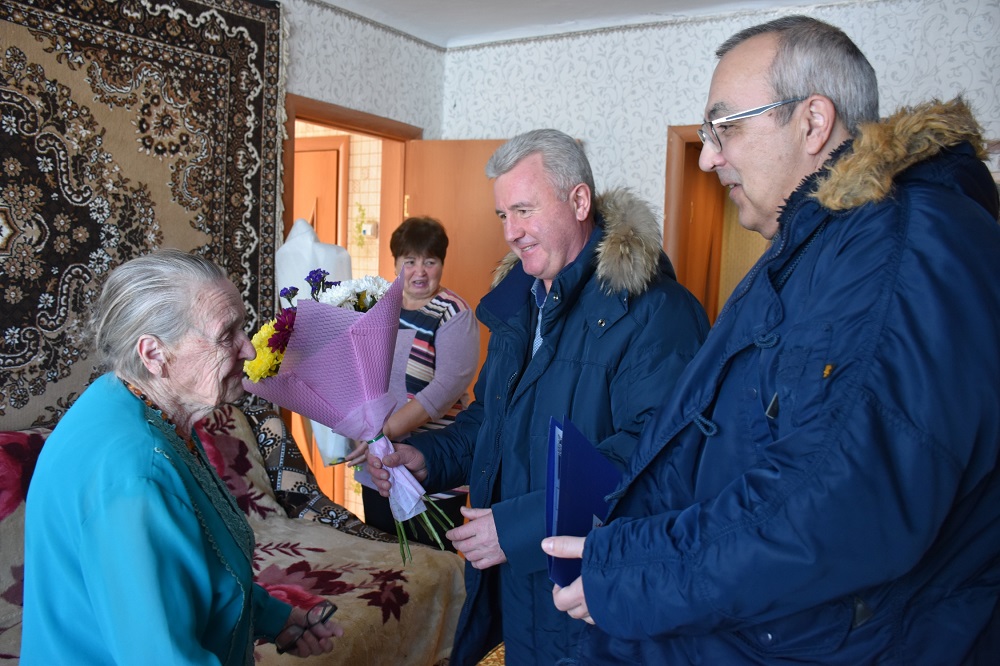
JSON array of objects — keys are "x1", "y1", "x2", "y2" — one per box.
[{"x1": 389, "y1": 216, "x2": 449, "y2": 263}]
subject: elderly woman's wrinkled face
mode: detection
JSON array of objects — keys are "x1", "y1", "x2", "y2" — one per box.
[{"x1": 164, "y1": 280, "x2": 255, "y2": 410}]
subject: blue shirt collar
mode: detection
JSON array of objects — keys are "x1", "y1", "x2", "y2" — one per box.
[{"x1": 530, "y1": 278, "x2": 547, "y2": 309}]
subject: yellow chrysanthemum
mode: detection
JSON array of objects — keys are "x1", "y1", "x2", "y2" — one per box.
[{"x1": 244, "y1": 320, "x2": 283, "y2": 382}]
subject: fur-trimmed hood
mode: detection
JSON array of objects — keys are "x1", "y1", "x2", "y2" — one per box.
[
  {"x1": 815, "y1": 97, "x2": 991, "y2": 211},
  {"x1": 490, "y1": 187, "x2": 664, "y2": 295}
]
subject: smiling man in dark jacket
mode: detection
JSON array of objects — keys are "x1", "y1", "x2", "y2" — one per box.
[
  {"x1": 368, "y1": 129, "x2": 709, "y2": 664},
  {"x1": 545, "y1": 15, "x2": 1000, "y2": 664}
]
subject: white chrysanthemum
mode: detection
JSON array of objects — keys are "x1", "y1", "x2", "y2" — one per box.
[
  {"x1": 317, "y1": 275, "x2": 390, "y2": 311},
  {"x1": 357, "y1": 275, "x2": 390, "y2": 298},
  {"x1": 317, "y1": 282, "x2": 357, "y2": 308}
]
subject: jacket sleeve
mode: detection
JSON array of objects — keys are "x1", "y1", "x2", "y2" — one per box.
[
  {"x1": 581, "y1": 197, "x2": 1000, "y2": 639},
  {"x1": 496, "y1": 283, "x2": 709, "y2": 577}
]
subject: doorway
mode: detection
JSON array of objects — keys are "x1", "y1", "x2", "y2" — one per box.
[
  {"x1": 292, "y1": 134, "x2": 349, "y2": 247},
  {"x1": 664, "y1": 125, "x2": 768, "y2": 323},
  {"x1": 282, "y1": 94, "x2": 422, "y2": 517},
  {"x1": 279, "y1": 97, "x2": 508, "y2": 522}
]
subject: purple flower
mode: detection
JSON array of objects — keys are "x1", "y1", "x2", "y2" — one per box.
[
  {"x1": 279, "y1": 286, "x2": 299, "y2": 307},
  {"x1": 305, "y1": 269, "x2": 331, "y2": 300},
  {"x1": 268, "y1": 307, "x2": 296, "y2": 353}
]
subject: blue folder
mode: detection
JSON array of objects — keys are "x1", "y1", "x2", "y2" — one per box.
[{"x1": 546, "y1": 416, "x2": 622, "y2": 586}]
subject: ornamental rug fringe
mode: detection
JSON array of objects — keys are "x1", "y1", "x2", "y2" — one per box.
[{"x1": 0, "y1": 0, "x2": 283, "y2": 430}]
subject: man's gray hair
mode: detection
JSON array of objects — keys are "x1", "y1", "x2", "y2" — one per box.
[
  {"x1": 718, "y1": 15, "x2": 879, "y2": 135},
  {"x1": 89, "y1": 249, "x2": 227, "y2": 382},
  {"x1": 485, "y1": 129, "x2": 596, "y2": 201}
]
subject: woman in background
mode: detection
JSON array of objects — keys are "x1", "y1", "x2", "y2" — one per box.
[
  {"x1": 21, "y1": 249, "x2": 341, "y2": 664},
  {"x1": 351, "y1": 217, "x2": 479, "y2": 547}
]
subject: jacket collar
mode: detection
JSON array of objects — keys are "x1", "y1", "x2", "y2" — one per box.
[
  {"x1": 759, "y1": 97, "x2": 992, "y2": 293},
  {"x1": 813, "y1": 97, "x2": 990, "y2": 211}
]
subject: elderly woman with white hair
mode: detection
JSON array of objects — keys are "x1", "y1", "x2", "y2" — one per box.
[{"x1": 21, "y1": 249, "x2": 342, "y2": 664}]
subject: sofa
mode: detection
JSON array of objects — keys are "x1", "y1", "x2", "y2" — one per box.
[{"x1": 0, "y1": 403, "x2": 465, "y2": 664}]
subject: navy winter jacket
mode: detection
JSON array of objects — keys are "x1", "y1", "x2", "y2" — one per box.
[
  {"x1": 574, "y1": 99, "x2": 1000, "y2": 664},
  {"x1": 407, "y1": 188, "x2": 709, "y2": 665}
]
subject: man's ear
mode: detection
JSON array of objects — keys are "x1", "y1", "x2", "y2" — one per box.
[
  {"x1": 569, "y1": 183, "x2": 592, "y2": 222},
  {"x1": 137, "y1": 334, "x2": 167, "y2": 376},
  {"x1": 802, "y1": 95, "x2": 839, "y2": 156}
]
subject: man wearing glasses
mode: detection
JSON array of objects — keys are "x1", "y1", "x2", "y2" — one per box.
[{"x1": 545, "y1": 14, "x2": 1000, "y2": 663}]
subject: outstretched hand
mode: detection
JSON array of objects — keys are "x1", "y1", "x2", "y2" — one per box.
[
  {"x1": 542, "y1": 536, "x2": 593, "y2": 625},
  {"x1": 365, "y1": 442, "x2": 428, "y2": 497}
]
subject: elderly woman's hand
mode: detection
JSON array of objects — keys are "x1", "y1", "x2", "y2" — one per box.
[{"x1": 274, "y1": 601, "x2": 343, "y2": 657}]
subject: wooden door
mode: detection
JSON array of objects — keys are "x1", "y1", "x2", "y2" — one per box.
[
  {"x1": 382, "y1": 139, "x2": 510, "y2": 398},
  {"x1": 663, "y1": 125, "x2": 767, "y2": 323},
  {"x1": 293, "y1": 135, "x2": 350, "y2": 246},
  {"x1": 664, "y1": 126, "x2": 726, "y2": 322}
]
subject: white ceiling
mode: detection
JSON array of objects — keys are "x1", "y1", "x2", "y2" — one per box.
[{"x1": 322, "y1": 0, "x2": 824, "y2": 48}]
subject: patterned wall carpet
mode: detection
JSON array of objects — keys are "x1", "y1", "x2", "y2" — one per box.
[{"x1": 0, "y1": 0, "x2": 284, "y2": 430}]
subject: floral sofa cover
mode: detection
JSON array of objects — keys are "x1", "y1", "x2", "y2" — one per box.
[{"x1": 0, "y1": 404, "x2": 464, "y2": 664}]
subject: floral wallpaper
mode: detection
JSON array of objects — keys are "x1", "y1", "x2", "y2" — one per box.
[
  {"x1": 284, "y1": 0, "x2": 445, "y2": 137},
  {"x1": 284, "y1": 0, "x2": 1000, "y2": 219}
]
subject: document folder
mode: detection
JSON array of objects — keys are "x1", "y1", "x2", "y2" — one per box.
[{"x1": 546, "y1": 416, "x2": 622, "y2": 586}]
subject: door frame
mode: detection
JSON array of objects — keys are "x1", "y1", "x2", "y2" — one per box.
[
  {"x1": 282, "y1": 93, "x2": 422, "y2": 240},
  {"x1": 280, "y1": 94, "x2": 423, "y2": 503},
  {"x1": 663, "y1": 124, "x2": 727, "y2": 322}
]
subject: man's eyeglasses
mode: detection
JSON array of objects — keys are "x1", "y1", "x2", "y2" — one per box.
[
  {"x1": 698, "y1": 98, "x2": 805, "y2": 153},
  {"x1": 274, "y1": 600, "x2": 337, "y2": 654}
]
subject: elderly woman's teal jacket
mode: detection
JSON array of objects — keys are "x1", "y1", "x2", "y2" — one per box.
[{"x1": 22, "y1": 374, "x2": 290, "y2": 665}]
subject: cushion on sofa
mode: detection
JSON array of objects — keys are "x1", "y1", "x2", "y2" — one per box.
[
  {"x1": 0, "y1": 428, "x2": 48, "y2": 661},
  {"x1": 194, "y1": 404, "x2": 286, "y2": 520},
  {"x1": 242, "y1": 404, "x2": 398, "y2": 542},
  {"x1": 231, "y1": 406, "x2": 464, "y2": 664}
]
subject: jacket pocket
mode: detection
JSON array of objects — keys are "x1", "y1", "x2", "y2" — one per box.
[
  {"x1": 731, "y1": 597, "x2": 853, "y2": 658},
  {"x1": 774, "y1": 321, "x2": 834, "y2": 429}
]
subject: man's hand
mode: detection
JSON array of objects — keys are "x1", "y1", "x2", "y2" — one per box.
[
  {"x1": 447, "y1": 506, "x2": 507, "y2": 569},
  {"x1": 543, "y1": 536, "x2": 593, "y2": 625},
  {"x1": 365, "y1": 442, "x2": 428, "y2": 497}
]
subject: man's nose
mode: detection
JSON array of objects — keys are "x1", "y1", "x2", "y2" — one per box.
[
  {"x1": 502, "y1": 218, "x2": 523, "y2": 245},
  {"x1": 698, "y1": 141, "x2": 725, "y2": 172}
]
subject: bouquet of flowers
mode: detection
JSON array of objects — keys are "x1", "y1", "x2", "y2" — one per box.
[
  {"x1": 244, "y1": 270, "x2": 394, "y2": 386},
  {"x1": 242, "y1": 269, "x2": 453, "y2": 563}
]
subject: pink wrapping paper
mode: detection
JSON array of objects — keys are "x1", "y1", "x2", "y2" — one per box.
[
  {"x1": 357, "y1": 435, "x2": 427, "y2": 522},
  {"x1": 242, "y1": 274, "x2": 428, "y2": 523},
  {"x1": 242, "y1": 275, "x2": 413, "y2": 442}
]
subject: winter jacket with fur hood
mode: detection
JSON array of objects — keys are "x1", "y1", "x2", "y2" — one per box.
[
  {"x1": 572, "y1": 99, "x2": 1000, "y2": 663},
  {"x1": 405, "y1": 188, "x2": 709, "y2": 666}
]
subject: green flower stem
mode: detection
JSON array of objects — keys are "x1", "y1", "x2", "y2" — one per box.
[
  {"x1": 390, "y1": 495, "x2": 456, "y2": 565},
  {"x1": 395, "y1": 519, "x2": 412, "y2": 564}
]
